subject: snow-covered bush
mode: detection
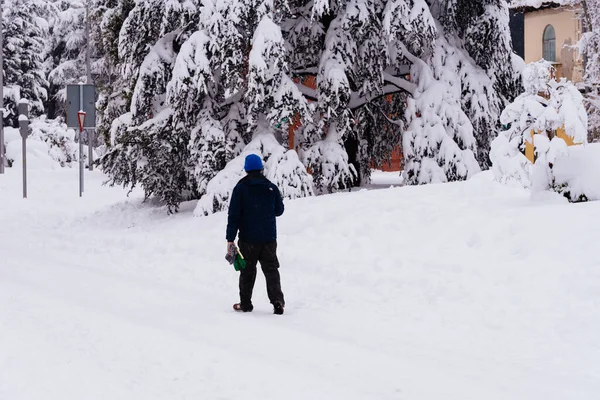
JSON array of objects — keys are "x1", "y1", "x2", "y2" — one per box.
[
  {"x1": 28, "y1": 117, "x2": 80, "y2": 167},
  {"x1": 491, "y1": 61, "x2": 595, "y2": 201},
  {"x1": 551, "y1": 143, "x2": 600, "y2": 201},
  {"x1": 4, "y1": 116, "x2": 86, "y2": 169},
  {"x1": 489, "y1": 133, "x2": 532, "y2": 187}
]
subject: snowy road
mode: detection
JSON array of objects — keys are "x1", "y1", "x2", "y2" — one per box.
[{"x1": 1, "y1": 169, "x2": 599, "y2": 399}]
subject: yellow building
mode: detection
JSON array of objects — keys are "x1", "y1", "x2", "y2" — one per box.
[{"x1": 511, "y1": 1, "x2": 585, "y2": 82}]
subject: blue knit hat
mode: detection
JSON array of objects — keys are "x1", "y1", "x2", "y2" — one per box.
[{"x1": 244, "y1": 154, "x2": 263, "y2": 172}]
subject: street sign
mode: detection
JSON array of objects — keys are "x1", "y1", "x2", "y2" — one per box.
[
  {"x1": 78, "y1": 111, "x2": 86, "y2": 132},
  {"x1": 66, "y1": 84, "x2": 95, "y2": 128}
]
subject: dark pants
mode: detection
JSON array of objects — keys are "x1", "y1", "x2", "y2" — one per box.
[{"x1": 238, "y1": 241, "x2": 285, "y2": 308}]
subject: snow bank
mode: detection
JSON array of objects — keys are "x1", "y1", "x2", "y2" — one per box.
[
  {"x1": 552, "y1": 143, "x2": 600, "y2": 201},
  {"x1": 4, "y1": 117, "x2": 93, "y2": 169},
  {"x1": 2, "y1": 166, "x2": 600, "y2": 400},
  {"x1": 5, "y1": 126, "x2": 60, "y2": 170}
]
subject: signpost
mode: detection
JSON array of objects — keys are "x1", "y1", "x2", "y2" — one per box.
[
  {"x1": 18, "y1": 100, "x2": 29, "y2": 198},
  {"x1": 66, "y1": 84, "x2": 95, "y2": 128},
  {"x1": 66, "y1": 84, "x2": 95, "y2": 197},
  {"x1": 78, "y1": 111, "x2": 86, "y2": 197}
]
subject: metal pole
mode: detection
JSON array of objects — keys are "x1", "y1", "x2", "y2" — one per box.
[
  {"x1": 79, "y1": 85, "x2": 84, "y2": 196},
  {"x1": 0, "y1": 0, "x2": 5, "y2": 175},
  {"x1": 80, "y1": 127, "x2": 84, "y2": 196},
  {"x1": 87, "y1": 128, "x2": 93, "y2": 170},
  {"x1": 85, "y1": 0, "x2": 94, "y2": 171},
  {"x1": 22, "y1": 135, "x2": 26, "y2": 198},
  {"x1": 18, "y1": 101, "x2": 29, "y2": 198}
]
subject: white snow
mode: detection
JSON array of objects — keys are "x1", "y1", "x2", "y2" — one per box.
[
  {"x1": 4, "y1": 118, "x2": 91, "y2": 169},
  {"x1": 1, "y1": 168, "x2": 600, "y2": 399},
  {"x1": 249, "y1": 15, "x2": 285, "y2": 73},
  {"x1": 510, "y1": 0, "x2": 574, "y2": 8},
  {"x1": 552, "y1": 143, "x2": 600, "y2": 200}
]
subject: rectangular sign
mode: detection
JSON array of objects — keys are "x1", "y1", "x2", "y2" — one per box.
[{"x1": 66, "y1": 84, "x2": 96, "y2": 128}]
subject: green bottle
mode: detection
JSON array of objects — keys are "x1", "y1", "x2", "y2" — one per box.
[{"x1": 234, "y1": 250, "x2": 246, "y2": 271}]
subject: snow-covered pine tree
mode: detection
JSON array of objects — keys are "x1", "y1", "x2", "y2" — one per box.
[
  {"x1": 303, "y1": 2, "x2": 359, "y2": 192},
  {"x1": 386, "y1": 3, "x2": 479, "y2": 184},
  {"x1": 118, "y1": 0, "x2": 166, "y2": 85},
  {"x1": 2, "y1": 0, "x2": 49, "y2": 126},
  {"x1": 456, "y1": 0, "x2": 521, "y2": 166},
  {"x1": 300, "y1": 0, "x2": 516, "y2": 188},
  {"x1": 45, "y1": 0, "x2": 87, "y2": 118},
  {"x1": 247, "y1": 14, "x2": 311, "y2": 131},
  {"x1": 189, "y1": 105, "x2": 228, "y2": 196},
  {"x1": 582, "y1": 0, "x2": 600, "y2": 142},
  {"x1": 99, "y1": 0, "x2": 521, "y2": 212},
  {"x1": 192, "y1": 2, "x2": 314, "y2": 215},
  {"x1": 92, "y1": 0, "x2": 135, "y2": 145},
  {"x1": 101, "y1": 4, "x2": 201, "y2": 212},
  {"x1": 117, "y1": 0, "x2": 198, "y2": 110}
]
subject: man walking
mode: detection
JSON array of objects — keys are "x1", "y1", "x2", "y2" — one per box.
[{"x1": 227, "y1": 154, "x2": 286, "y2": 315}]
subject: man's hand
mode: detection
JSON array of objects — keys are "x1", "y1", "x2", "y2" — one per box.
[{"x1": 227, "y1": 242, "x2": 235, "y2": 255}]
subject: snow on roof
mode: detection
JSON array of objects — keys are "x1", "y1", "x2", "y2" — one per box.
[{"x1": 510, "y1": 0, "x2": 576, "y2": 10}]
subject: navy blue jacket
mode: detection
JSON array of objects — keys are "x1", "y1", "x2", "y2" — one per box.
[{"x1": 226, "y1": 172, "x2": 284, "y2": 244}]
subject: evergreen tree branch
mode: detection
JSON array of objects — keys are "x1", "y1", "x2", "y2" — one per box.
[
  {"x1": 295, "y1": 82, "x2": 318, "y2": 101},
  {"x1": 383, "y1": 72, "x2": 417, "y2": 94},
  {"x1": 349, "y1": 84, "x2": 410, "y2": 109}
]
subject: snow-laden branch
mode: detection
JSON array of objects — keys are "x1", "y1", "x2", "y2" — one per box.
[
  {"x1": 348, "y1": 84, "x2": 409, "y2": 109},
  {"x1": 383, "y1": 72, "x2": 417, "y2": 93},
  {"x1": 292, "y1": 66, "x2": 319, "y2": 75},
  {"x1": 220, "y1": 91, "x2": 245, "y2": 107},
  {"x1": 379, "y1": 109, "x2": 404, "y2": 127},
  {"x1": 296, "y1": 82, "x2": 318, "y2": 101},
  {"x1": 294, "y1": 75, "x2": 415, "y2": 109}
]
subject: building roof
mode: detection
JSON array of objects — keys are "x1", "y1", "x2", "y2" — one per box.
[{"x1": 510, "y1": 0, "x2": 578, "y2": 11}]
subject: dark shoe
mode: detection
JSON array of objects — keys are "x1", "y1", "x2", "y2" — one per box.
[
  {"x1": 233, "y1": 303, "x2": 253, "y2": 312},
  {"x1": 273, "y1": 302, "x2": 284, "y2": 315}
]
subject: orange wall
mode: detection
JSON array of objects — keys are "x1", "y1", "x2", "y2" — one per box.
[{"x1": 372, "y1": 148, "x2": 402, "y2": 172}]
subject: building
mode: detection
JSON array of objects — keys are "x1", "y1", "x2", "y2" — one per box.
[{"x1": 510, "y1": 1, "x2": 585, "y2": 82}]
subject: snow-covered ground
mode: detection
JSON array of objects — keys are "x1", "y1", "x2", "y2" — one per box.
[{"x1": 1, "y1": 167, "x2": 599, "y2": 400}]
